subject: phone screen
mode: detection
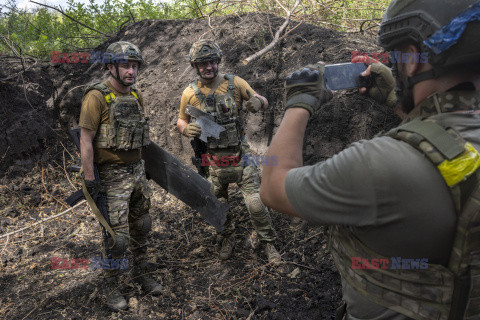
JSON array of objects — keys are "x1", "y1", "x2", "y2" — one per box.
[{"x1": 324, "y1": 63, "x2": 368, "y2": 91}]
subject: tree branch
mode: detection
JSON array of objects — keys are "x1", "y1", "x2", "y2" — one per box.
[
  {"x1": 29, "y1": 0, "x2": 110, "y2": 37},
  {"x1": 242, "y1": 0, "x2": 302, "y2": 65},
  {"x1": 0, "y1": 200, "x2": 86, "y2": 240}
]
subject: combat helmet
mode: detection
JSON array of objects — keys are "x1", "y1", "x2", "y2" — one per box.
[
  {"x1": 378, "y1": 0, "x2": 480, "y2": 88},
  {"x1": 104, "y1": 41, "x2": 143, "y2": 86},
  {"x1": 105, "y1": 41, "x2": 144, "y2": 67},
  {"x1": 188, "y1": 40, "x2": 222, "y2": 66}
]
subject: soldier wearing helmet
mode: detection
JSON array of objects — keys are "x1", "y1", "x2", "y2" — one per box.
[
  {"x1": 79, "y1": 41, "x2": 163, "y2": 311},
  {"x1": 261, "y1": 1, "x2": 480, "y2": 319},
  {"x1": 177, "y1": 39, "x2": 282, "y2": 264}
]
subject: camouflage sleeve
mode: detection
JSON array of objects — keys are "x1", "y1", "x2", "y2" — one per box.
[
  {"x1": 234, "y1": 76, "x2": 257, "y2": 105},
  {"x1": 179, "y1": 86, "x2": 196, "y2": 121},
  {"x1": 79, "y1": 90, "x2": 105, "y2": 132}
]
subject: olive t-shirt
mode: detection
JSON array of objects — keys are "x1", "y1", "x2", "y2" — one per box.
[
  {"x1": 179, "y1": 75, "x2": 255, "y2": 120},
  {"x1": 79, "y1": 80, "x2": 145, "y2": 165},
  {"x1": 285, "y1": 113, "x2": 480, "y2": 319}
]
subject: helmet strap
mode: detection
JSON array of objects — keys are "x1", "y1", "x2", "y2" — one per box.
[
  {"x1": 110, "y1": 64, "x2": 132, "y2": 87},
  {"x1": 403, "y1": 68, "x2": 447, "y2": 88}
]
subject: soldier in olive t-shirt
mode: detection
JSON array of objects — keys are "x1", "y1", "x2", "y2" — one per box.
[{"x1": 79, "y1": 80, "x2": 145, "y2": 165}]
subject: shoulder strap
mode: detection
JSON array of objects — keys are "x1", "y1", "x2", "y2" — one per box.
[
  {"x1": 387, "y1": 118, "x2": 465, "y2": 161},
  {"x1": 130, "y1": 86, "x2": 140, "y2": 100},
  {"x1": 225, "y1": 74, "x2": 235, "y2": 97},
  {"x1": 387, "y1": 118, "x2": 480, "y2": 189},
  {"x1": 84, "y1": 82, "x2": 116, "y2": 104},
  {"x1": 84, "y1": 82, "x2": 110, "y2": 96},
  {"x1": 189, "y1": 80, "x2": 205, "y2": 107}
]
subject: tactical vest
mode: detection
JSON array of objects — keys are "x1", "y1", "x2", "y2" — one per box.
[
  {"x1": 189, "y1": 74, "x2": 241, "y2": 149},
  {"x1": 84, "y1": 82, "x2": 150, "y2": 150},
  {"x1": 330, "y1": 117, "x2": 480, "y2": 320}
]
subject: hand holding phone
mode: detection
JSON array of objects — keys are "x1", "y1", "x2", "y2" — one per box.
[{"x1": 324, "y1": 63, "x2": 372, "y2": 91}]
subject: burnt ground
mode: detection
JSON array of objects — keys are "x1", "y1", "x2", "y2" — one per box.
[{"x1": 0, "y1": 13, "x2": 400, "y2": 319}]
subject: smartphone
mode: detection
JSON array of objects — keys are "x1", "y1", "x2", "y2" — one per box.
[{"x1": 324, "y1": 63, "x2": 370, "y2": 91}]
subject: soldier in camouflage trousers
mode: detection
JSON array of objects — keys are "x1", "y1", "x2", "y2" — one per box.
[
  {"x1": 261, "y1": 0, "x2": 480, "y2": 319},
  {"x1": 79, "y1": 41, "x2": 163, "y2": 311},
  {"x1": 177, "y1": 40, "x2": 281, "y2": 264}
]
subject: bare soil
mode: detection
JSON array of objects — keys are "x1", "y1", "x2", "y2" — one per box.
[{"x1": 0, "y1": 13, "x2": 400, "y2": 319}]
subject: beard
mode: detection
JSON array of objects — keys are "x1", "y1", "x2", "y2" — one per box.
[
  {"x1": 121, "y1": 75, "x2": 136, "y2": 85},
  {"x1": 196, "y1": 64, "x2": 218, "y2": 80}
]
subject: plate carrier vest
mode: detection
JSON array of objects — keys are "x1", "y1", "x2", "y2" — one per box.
[
  {"x1": 189, "y1": 74, "x2": 241, "y2": 149},
  {"x1": 84, "y1": 82, "x2": 150, "y2": 150},
  {"x1": 330, "y1": 117, "x2": 480, "y2": 320}
]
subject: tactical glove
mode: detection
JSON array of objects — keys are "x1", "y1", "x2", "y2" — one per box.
[
  {"x1": 84, "y1": 179, "x2": 101, "y2": 203},
  {"x1": 245, "y1": 91, "x2": 264, "y2": 113},
  {"x1": 183, "y1": 123, "x2": 202, "y2": 138},
  {"x1": 285, "y1": 63, "x2": 333, "y2": 116},
  {"x1": 368, "y1": 63, "x2": 396, "y2": 109}
]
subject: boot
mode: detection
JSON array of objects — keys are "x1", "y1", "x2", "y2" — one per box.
[
  {"x1": 132, "y1": 263, "x2": 164, "y2": 296},
  {"x1": 104, "y1": 276, "x2": 128, "y2": 311},
  {"x1": 218, "y1": 234, "x2": 235, "y2": 260},
  {"x1": 264, "y1": 242, "x2": 282, "y2": 265}
]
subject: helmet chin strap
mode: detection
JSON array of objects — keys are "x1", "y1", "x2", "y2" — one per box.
[
  {"x1": 403, "y1": 68, "x2": 448, "y2": 89},
  {"x1": 110, "y1": 64, "x2": 135, "y2": 87}
]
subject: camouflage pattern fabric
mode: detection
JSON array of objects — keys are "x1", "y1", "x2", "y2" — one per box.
[
  {"x1": 84, "y1": 83, "x2": 150, "y2": 151},
  {"x1": 98, "y1": 160, "x2": 151, "y2": 277},
  {"x1": 105, "y1": 41, "x2": 144, "y2": 64},
  {"x1": 190, "y1": 74, "x2": 240, "y2": 149},
  {"x1": 188, "y1": 40, "x2": 222, "y2": 64},
  {"x1": 401, "y1": 90, "x2": 480, "y2": 123},
  {"x1": 207, "y1": 143, "x2": 276, "y2": 242},
  {"x1": 330, "y1": 90, "x2": 480, "y2": 320}
]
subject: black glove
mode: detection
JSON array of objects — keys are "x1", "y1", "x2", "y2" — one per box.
[
  {"x1": 84, "y1": 179, "x2": 101, "y2": 202},
  {"x1": 285, "y1": 63, "x2": 333, "y2": 116}
]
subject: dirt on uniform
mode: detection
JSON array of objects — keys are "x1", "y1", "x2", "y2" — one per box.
[{"x1": 0, "y1": 13, "x2": 400, "y2": 319}]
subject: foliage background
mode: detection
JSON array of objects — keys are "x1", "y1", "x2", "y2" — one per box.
[{"x1": 0, "y1": 0, "x2": 388, "y2": 59}]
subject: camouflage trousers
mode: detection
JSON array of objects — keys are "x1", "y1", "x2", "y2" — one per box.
[
  {"x1": 207, "y1": 146, "x2": 276, "y2": 243},
  {"x1": 98, "y1": 160, "x2": 151, "y2": 277}
]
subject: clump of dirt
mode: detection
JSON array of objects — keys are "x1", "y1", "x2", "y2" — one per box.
[{"x1": 0, "y1": 13, "x2": 400, "y2": 319}]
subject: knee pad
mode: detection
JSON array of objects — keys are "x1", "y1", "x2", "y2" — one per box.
[
  {"x1": 132, "y1": 214, "x2": 152, "y2": 234},
  {"x1": 245, "y1": 194, "x2": 266, "y2": 216},
  {"x1": 108, "y1": 234, "x2": 129, "y2": 256}
]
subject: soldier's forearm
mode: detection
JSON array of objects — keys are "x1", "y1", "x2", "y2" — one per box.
[
  {"x1": 177, "y1": 118, "x2": 189, "y2": 134},
  {"x1": 260, "y1": 108, "x2": 308, "y2": 216},
  {"x1": 80, "y1": 139, "x2": 95, "y2": 181}
]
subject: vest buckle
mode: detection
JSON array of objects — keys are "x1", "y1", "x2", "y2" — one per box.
[{"x1": 206, "y1": 95, "x2": 215, "y2": 107}]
